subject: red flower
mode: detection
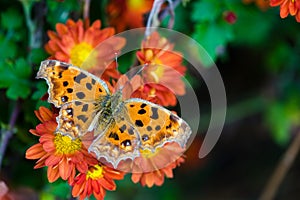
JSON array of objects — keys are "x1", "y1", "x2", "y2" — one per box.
[
  {"x1": 270, "y1": 0, "x2": 300, "y2": 22},
  {"x1": 223, "y1": 11, "x2": 237, "y2": 24},
  {"x1": 71, "y1": 164, "x2": 124, "y2": 200},
  {"x1": 25, "y1": 107, "x2": 98, "y2": 183},
  {"x1": 45, "y1": 19, "x2": 126, "y2": 80},
  {"x1": 106, "y1": 0, "x2": 154, "y2": 32},
  {"x1": 135, "y1": 32, "x2": 187, "y2": 106},
  {"x1": 132, "y1": 83, "x2": 177, "y2": 106}
]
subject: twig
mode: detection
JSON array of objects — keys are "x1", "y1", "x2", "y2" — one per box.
[
  {"x1": 259, "y1": 130, "x2": 300, "y2": 200},
  {"x1": 145, "y1": 0, "x2": 182, "y2": 37},
  {"x1": 0, "y1": 101, "x2": 21, "y2": 170},
  {"x1": 158, "y1": 0, "x2": 182, "y2": 28},
  {"x1": 83, "y1": 0, "x2": 91, "y2": 20}
]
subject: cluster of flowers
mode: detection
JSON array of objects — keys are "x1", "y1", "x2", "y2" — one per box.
[{"x1": 26, "y1": 19, "x2": 187, "y2": 200}]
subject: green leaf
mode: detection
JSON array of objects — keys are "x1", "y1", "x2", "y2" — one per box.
[
  {"x1": 1, "y1": 8, "x2": 22, "y2": 30},
  {"x1": 15, "y1": 58, "x2": 32, "y2": 78},
  {"x1": 265, "y1": 103, "x2": 290, "y2": 145},
  {"x1": 192, "y1": 0, "x2": 221, "y2": 22},
  {"x1": 193, "y1": 20, "x2": 234, "y2": 61},
  {"x1": 233, "y1": 6, "x2": 272, "y2": 46},
  {"x1": 43, "y1": 180, "x2": 71, "y2": 199},
  {"x1": 0, "y1": 34, "x2": 17, "y2": 59},
  {"x1": 32, "y1": 81, "x2": 47, "y2": 100},
  {"x1": 0, "y1": 58, "x2": 32, "y2": 99},
  {"x1": 30, "y1": 48, "x2": 48, "y2": 64},
  {"x1": 266, "y1": 42, "x2": 292, "y2": 73},
  {"x1": 46, "y1": 0, "x2": 80, "y2": 26},
  {"x1": 263, "y1": 97, "x2": 300, "y2": 146},
  {"x1": 6, "y1": 82, "x2": 31, "y2": 99}
]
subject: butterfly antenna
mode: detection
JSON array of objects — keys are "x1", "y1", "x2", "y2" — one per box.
[
  {"x1": 117, "y1": 63, "x2": 148, "y2": 94},
  {"x1": 135, "y1": 63, "x2": 148, "y2": 76},
  {"x1": 115, "y1": 52, "x2": 119, "y2": 72}
]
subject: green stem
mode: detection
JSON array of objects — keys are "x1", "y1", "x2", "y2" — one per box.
[{"x1": 21, "y1": 1, "x2": 35, "y2": 49}]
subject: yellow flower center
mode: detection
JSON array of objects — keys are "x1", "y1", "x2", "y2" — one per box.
[
  {"x1": 150, "y1": 64, "x2": 165, "y2": 83},
  {"x1": 149, "y1": 87, "x2": 156, "y2": 97},
  {"x1": 128, "y1": 0, "x2": 144, "y2": 9},
  {"x1": 54, "y1": 134, "x2": 82, "y2": 155},
  {"x1": 145, "y1": 49, "x2": 154, "y2": 61},
  {"x1": 70, "y1": 42, "x2": 93, "y2": 67},
  {"x1": 86, "y1": 165, "x2": 104, "y2": 180}
]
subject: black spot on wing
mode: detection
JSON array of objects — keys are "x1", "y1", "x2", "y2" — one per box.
[
  {"x1": 77, "y1": 115, "x2": 88, "y2": 123},
  {"x1": 135, "y1": 120, "x2": 144, "y2": 127},
  {"x1": 74, "y1": 101, "x2": 82, "y2": 106},
  {"x1": 142, "y1": 134, "x2": 149, "y2": 141},
  {"x1": 146, "y1": 126, "x2": 152, "y2": 131},
  {"x1": 63, "y1": 81, "x2": 68, "y2": 87},
  {"x1": 108, "y1": 132, "x2": 119, "y2": 140},
  {"x1": 119, "y1": 124, "x2": 126, "y2": 133},
  {"x1": 91, "y1": 79, "x2": 96, "y2": 85},
  {"x1": 66, "y1": 108, "x2": 73, "y2": 116},
  {"x1": 74, "y1": 73, "x2": 87, "y2": 83},
  {"x1": 138, "y1": 109, "x2": 146, "y2": 114},
  {"x1": 81, "y1": 104, "x2": 88, "y2": 112},
  {"x1": 166, "y1": 123, "x2": 172, "y2": 129},
  {"x1": 155, "y1": 125, "x2": 161, "y2": 131},
  {"x1": 140, "y1": 103, "x2": 147, "y2": 108},
  {"x1": 150, "y1": 107, "x2": 159, "y2": 120},
  {"x1": 86, "y1": 83, "x2": 92, "y2": 90},
  {"x1": 61, "y1": 96, "x2": 68, "y2": 103},
  {"x1": 67, "y1": 88, "x2": 73, "y2": 93},
  {"x1": 128, "y1": 127, "x2": 134, "y2": 135},
  {"x1": 121, "y1": 139, "x2": 131, "y2": 147},
  {"x1": 76, "y1": 92, "x2": 86, "y2": 99}
]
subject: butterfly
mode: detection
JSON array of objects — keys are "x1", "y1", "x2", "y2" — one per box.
[{"x1": 37, "y1": 60, "x2": 192, "y2": 169}]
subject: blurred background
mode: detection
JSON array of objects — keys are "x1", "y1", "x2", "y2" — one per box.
[{"x1": 0, "y1": 0, "x2": 300, "y2": 199}]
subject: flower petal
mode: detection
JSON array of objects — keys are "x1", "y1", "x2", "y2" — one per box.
[
  {"x1": 59, "y1": 157, "x2": 72, "y2": 180},
  {"x1": 25, "y1": 143, "x2": 46, "y2": 159},
  {"x1": 47, "y1": 166, "x2": 60, "y2": 183}
]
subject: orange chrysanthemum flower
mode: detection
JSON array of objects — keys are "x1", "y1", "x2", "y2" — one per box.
[
  {"x1": 106, "y1": 0, "x2": 154, "y2": 32},
  {"x1": 25, "y1": 107, "x2": 98, "y2": 183},
  {"x1": 270, "y1": 0, "x2": 300, "y2": 22},
  {"x1": 132, "y1": 83, "x2": 177, "y2": 106},
  {"x1": 243, "y1": 0, "x2": 270, "y2": 11},
  {"x1": 135, "y1": 32, "x2": 187, "y2": 106},
  {"x1": 45, "y1": 19, "x2": 126, "y2": 80},
  {"x1": 71, "y1": 164, "x2": 124, "y2": 200},
  {"x1": 131, "y1": 143, "x2": 185, "y2": 187}
]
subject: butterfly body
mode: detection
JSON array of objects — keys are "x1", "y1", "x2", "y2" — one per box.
[{"x1": 37, "y1": 60, "x2": 192, "y2": 169}]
